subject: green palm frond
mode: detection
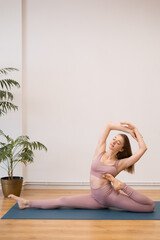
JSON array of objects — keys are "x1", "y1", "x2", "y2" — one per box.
[
  {"x1": 0, "y1": 67, "x2": 20, "y2": 116},
  {"x1": 17, "y1": 140, "x2": 33, "y2": 150},
  {"x1": 34, "y1": 141, "x2": 47, "y2": 151},
  {"x1": 0, "y1": 144, "x2": 12, "y2": 162},
  {"x1": 14, "y1": 136, "x2": 30, "y2": 145},
  {"x1": 0, "y1": 142, "x2": 6, "y2": 147},
  {"x1": 0, "y1": 79, "x2": 20, "y2": 90},
  {"x1": 28, "y1": 141, "x2": 47, "y2": 151},
  {"x1": 0, "y1": 102, "x2": 18, "y2": 116},
  {"x1": 0, "y1": 90, "x2": 13, "y2": 101},
  {"x1": 0, "y1": 129, "x2": 5, "y2": 137},
  {"x1": 0, "y1": 129, "x2": 12, "y2": 142},
  {"x1": 16, "y1": 148, "x2": 34, "y2": 165},
  {"x1": 0, "y1": 130, "x2": 48, "y2": 178},
  {"x1": 14, "y1": 137, "x2": 48, "y2": 152},
  {"x1": 0, "y1": 68, "x2": 19, "y2": 75}
]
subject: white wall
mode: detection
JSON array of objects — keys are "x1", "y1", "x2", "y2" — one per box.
[
  {"x1": 0, "y1": 0, "x2": 22, "y2": 178},
  {"x1": 1, "y1": 0, "x2": 160, "y2": 188},
  {"x1": 23, "y1": 0, "x2": 160, "y2": 187}
]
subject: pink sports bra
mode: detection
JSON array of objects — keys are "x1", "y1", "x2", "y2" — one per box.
[{"x1": 90, "y1": 151, "x2": 119, "y2": 179}]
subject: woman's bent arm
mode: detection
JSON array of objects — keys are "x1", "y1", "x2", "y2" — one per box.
[
  {"x1": 134, "y1": 128, "x2": 147, "y2": 150},
  {"x1": 109, "y1": 122, "x2": 131, "y2": 134},
  {"x1": 98, "y1": 121, "x2": 132, "y2": 145},
  {"x1": 116, "y1": 126, "x2": 147, "y2": 171}
]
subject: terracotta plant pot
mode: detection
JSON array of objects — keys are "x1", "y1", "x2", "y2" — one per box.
[{"x1": 1, "y1": 176, "x2": 23, "y2": 198}]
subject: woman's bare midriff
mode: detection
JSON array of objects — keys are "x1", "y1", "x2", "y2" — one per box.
[{"x1": 90, "y1": 174, "x2": 109, "y2": 189}]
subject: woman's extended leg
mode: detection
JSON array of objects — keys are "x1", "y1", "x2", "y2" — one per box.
[
  {"x1": 8, "y1": 194, "x2": 105, "y2": 210},
  {"x1": 104, "y1": 174, "x2": 155, "y2": 212}
]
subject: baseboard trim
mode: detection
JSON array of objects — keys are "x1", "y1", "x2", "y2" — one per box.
[
  {"x1": 1, "y1": 181, "x2": 160, "y2": 190},
  {"x1": 22, "y1": 181, "x2": 160, "y2": 190}
]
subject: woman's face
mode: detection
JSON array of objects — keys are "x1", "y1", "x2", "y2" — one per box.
[{"x1": 109, "y1": 135, "x2": 124, "y2": 153}]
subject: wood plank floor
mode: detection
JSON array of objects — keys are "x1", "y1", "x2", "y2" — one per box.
[{"x1": 0, "y1": 189, "x2": 160, "y2": 240}]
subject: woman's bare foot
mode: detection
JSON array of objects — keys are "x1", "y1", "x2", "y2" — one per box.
[
  {"x1": 8, "y1": 194, "x2": 29, "y2": 210},
  {"x1": 103, "y1": 174, "x2": 125, "y2": 191}
]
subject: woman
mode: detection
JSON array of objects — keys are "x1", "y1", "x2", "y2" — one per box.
[{"x1": 8, "y1": 121, "x2": 155, "y2": 212}]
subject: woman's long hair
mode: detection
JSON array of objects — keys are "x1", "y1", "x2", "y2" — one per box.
[{"x1": 116, "y1": 134, "x2": 135, "y2": 174}]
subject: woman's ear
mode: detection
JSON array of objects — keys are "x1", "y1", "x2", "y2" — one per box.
[{"x1": 120, "y1": 148, "x2": 124, "y2": 152}]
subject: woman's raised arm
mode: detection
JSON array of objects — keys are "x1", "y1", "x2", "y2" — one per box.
[
  {"x1": 120, "y1": 121, "x2": 147, "y2": 150},
  {"x1": 93, "y1": 122, "x2": 111, "y2": 158},
  {"x1": 116, "y1": 122, "x2": 148, "y2": 172},
  {"x1": 109, "y1": 121, "x2": 131, "y2": 134}
]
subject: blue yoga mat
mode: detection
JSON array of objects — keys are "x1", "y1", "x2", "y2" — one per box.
[{"x1": 1, "y1": 201, "x2": 160, "y2": 220}]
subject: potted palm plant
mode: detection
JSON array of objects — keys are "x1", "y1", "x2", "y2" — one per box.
[
  {"x1": 0, "y1": 67, "x2": 47, "y2": 197},
  {"x1": 0, "y1": 67, "x2": 20, "y2": 116},
  {"x1": 0, "y1": 129, "x2": 47, "y2": 197}
]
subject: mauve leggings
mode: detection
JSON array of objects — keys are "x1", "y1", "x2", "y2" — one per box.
[{"x1": 28, "y1": 182, "x2": 155, "y2": 212}]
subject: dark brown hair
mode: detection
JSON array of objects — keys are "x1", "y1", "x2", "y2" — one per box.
[{"x1": 116, "y1": 134, "x2": 135, "y2": 174}]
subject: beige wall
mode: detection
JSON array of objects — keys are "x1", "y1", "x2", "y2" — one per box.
[
  {"x1": 1, "y1": 0, "x2": 160, "y2": 188},
  {"x1": 0, "y1": 0, "x2": 22, "y2": 178}
]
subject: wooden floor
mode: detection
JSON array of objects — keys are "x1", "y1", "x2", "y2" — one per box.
[{"x1": 1, "y1": 188, "x2": 160, "y2": 240}]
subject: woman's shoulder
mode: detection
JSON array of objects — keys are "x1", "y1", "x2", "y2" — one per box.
[{"x1": 92, "y1": 151, "x2": 106, "y2": 162}]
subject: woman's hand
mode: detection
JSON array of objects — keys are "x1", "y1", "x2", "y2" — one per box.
[
  {"x1": 130, "y1": 129, "x2": 138, "y2": 141},
  {"x1": 120, "y1": 122, "x2": 138, "y2": 141},
  {"x1": 120, "y1": 121, "x2": 136, "y2": 130}
]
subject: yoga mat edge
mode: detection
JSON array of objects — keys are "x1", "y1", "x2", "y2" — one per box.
[{"x1": 1, "y1": 201, "x2": 160, "y2": 220}]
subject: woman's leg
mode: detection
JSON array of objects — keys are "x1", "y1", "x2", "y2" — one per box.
[
  {"x1": 107, "y1": 187, "x2": 155, "y2": 212},
  {"x1": 8, "y1": 194, "x2": 105, "y2": 210},
  {"x1": 121, "y1": 183, "x2": 155, "y2": 206},
  {"x1": 104, "y1": 174, "x2": 155, "y2": 212}
]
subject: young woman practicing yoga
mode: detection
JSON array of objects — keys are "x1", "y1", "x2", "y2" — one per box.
[{"x1": 8, "y1": 121, "x2": 155, "y2": 212}]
